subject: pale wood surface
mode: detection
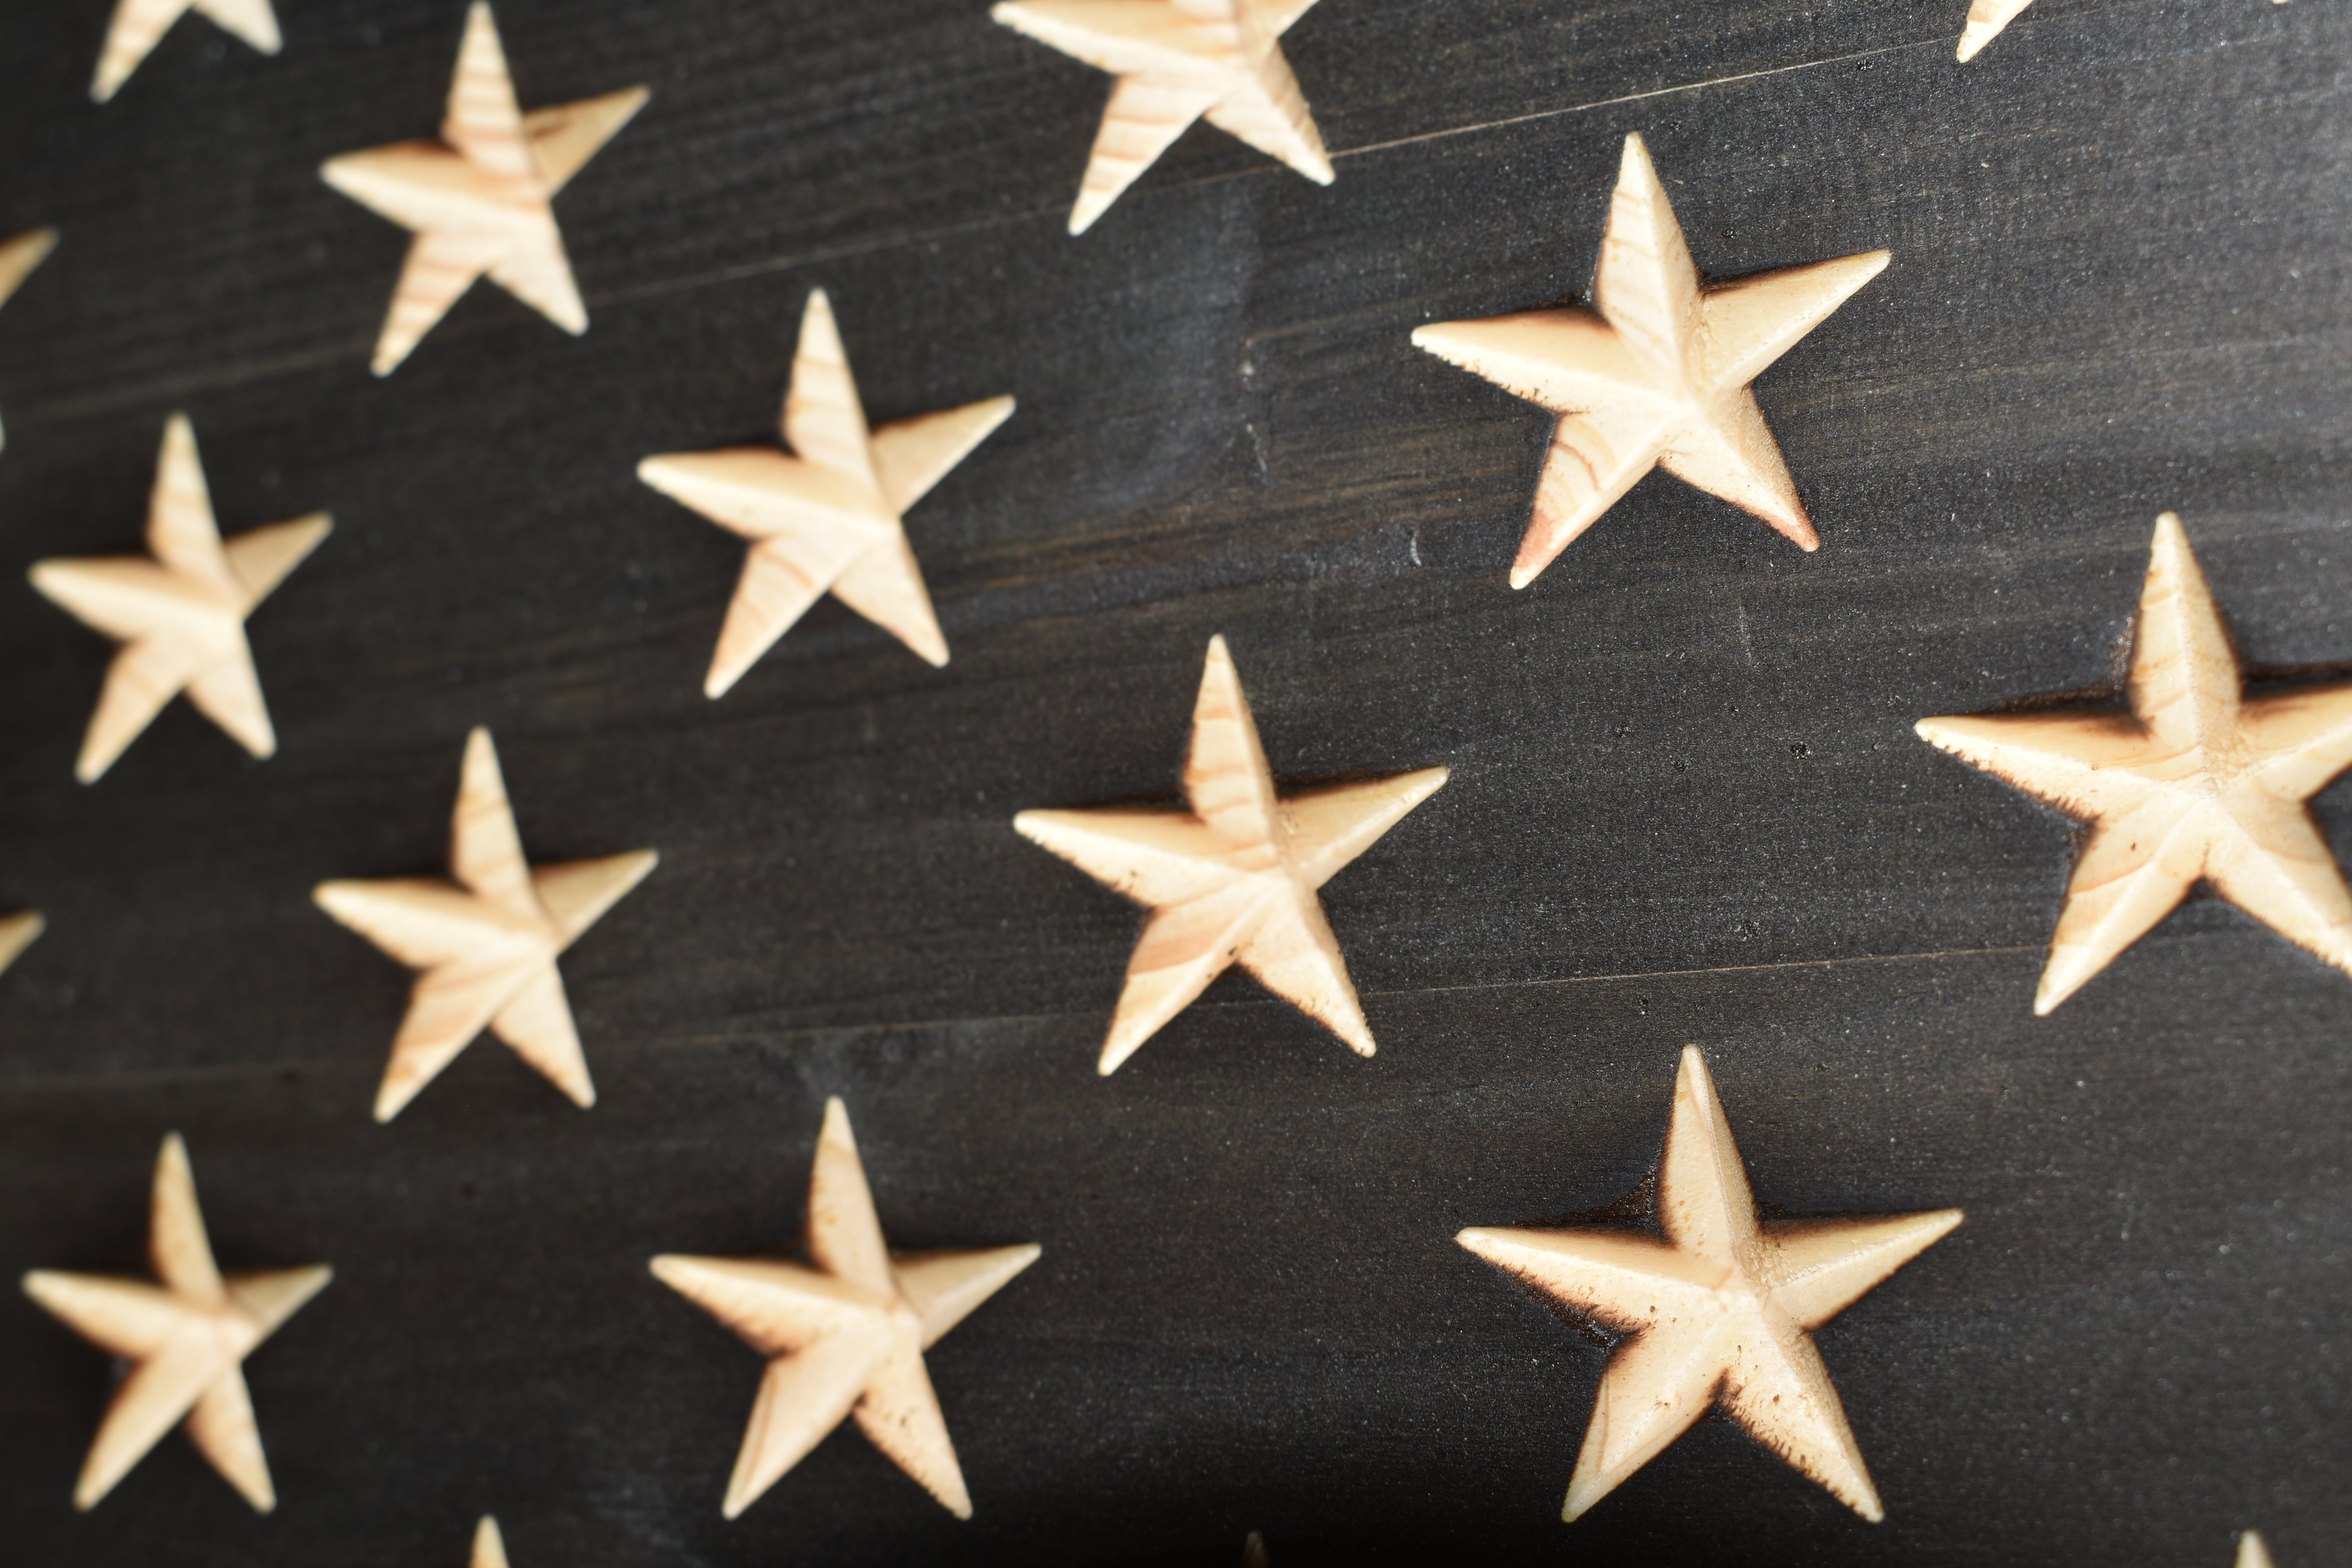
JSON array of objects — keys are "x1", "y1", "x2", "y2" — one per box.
[
  {"x1": 650, "y1": 1098, "x2": 1040, "y2": 1521},
  {"x1": 17, "y1": 1135, "x2": 330, "y2": 1513},
  {"x1": 0, "y1": 912, "x2": 43, "y2": 977},
  {"x1": 1916, "y1": 514, "x2": 2352, "y2": 1014},
  {"x1": 472, "y1": 1515, "x2": 512, "y2": 1568},
  {"x1": 2237, "y1": 1532, "x2": 2276, "y2": 1568},
  {"x1": 90, "y1": 0, "x2": 281, "y2": 104}
]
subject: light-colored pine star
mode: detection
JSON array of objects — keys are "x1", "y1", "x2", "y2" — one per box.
[
  {"x1": 91, "y1": 0, "x2": 280, "y2": 103},
  {"x1": 1918, "y1": 513, "x2": 2352, "y2": 1015},
  {"x1": 20, "y1": 1134, "x2": 330, "y2": 1512},
  {"x1": 650, "y1": 1098, "x2": 1040, "y2": 1521},
  {"x1": 1459, "y1": 1046, "x2": 1962, "y2": 1523},
  {"x1": 319, "y1": 2, "x2": 647, "y2": 375},
  {"x1": 0, "y1": 911, "x2": 42, "y2": 975},
  {"x1": 1956, "y1": 0, "x2": 2035, "y2": 60},
  {"x1": 2237, "y1": 1532, "x2": 2277, "y2": 1568},
  {"x1": 638, "y1": 290, "x2": 1012, "y2": 695},
  {"x1": 470, "y1": 1516, "x2": 512, "y2": 1568},
  {"x1": 1412, "y1": 133, "x2": 1889, "y2": 588},
  {"x1": 314, "y1": 727, "x2": 657, "y2": 1122},
  {"x1": 0, "y1": 225, "x2": 58, "y2": 452},
  {"x1": 29, "y1": 413, "x2": 330, "y2": 784},
  {"x1": 1015, "y1": 635, "x2": 1448, "y2": 1074},
  {"x1": 991, "y1": 0, "x2": 1333, "y2": 235}
]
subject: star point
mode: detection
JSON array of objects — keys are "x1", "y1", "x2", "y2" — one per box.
[
  {"x1": 91, "y1": 0, "x2": 281, "y2": 103},
  {"x1": 1918, "y1": 513, "x2": 2352, "y2": 1014},
  {"x1": 320, "y1": 2, "x2": 646, "y2": 374},
  {"x1": 0, "y1": 225, "x2": 57, "y2": 451},
  {"x1": 651, "y1": 1097, "x2": 1040, "y2": 1521},
  {"x1": 471, "y1": 1516, "x2": 512, "y2": 1568},
  {"x1": 0, "y1": 911, "x2": 42, "y2": 975},
  {"x1": 1016, "y1": 634, "x2": 1447, "y2": 1074},
  {"x1": 638, "y1": 289, "x2": 1013, "y2": 693},
  {"x1": 314, "y1": 726, "x2": 657, "y2": 1121},
  {"x1": 1458, "y1": 1046, "x2": 1960, "y2": 1523},
  {"x1": 2237, "y1": 1531, "x2": 2277, "y2": 1568},
  {"x1": 1956, "y1": 0, "x2": 2036, "y2": 61},
  {"x1": 29, "y1": 413, "x2": 330, "y2": 783},
  {"x1": 1413, "y1": 132, "x2": 1887, "y2": 587},
  {"x1": 21, "y1": 1133, "x2": 330, "y2": 1513},
  {"x1": 992, "y1": 0, "x2": 1333, "y2": 234}
]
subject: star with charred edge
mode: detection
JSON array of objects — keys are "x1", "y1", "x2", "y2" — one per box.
[
  {"x1": 651, "y1": 1098, "x2": 1041, "y2": 1521},
  {"x1": 991, "y1": 0, "x2": 1332, "y2": 234},
  {"x1": 0, "y1": 225, "x2": 58, "y2": 450},
  {"x1": 22, "y1": 1134, "x2": 331, "y2": 1512},
  {"x1": 1919, "y1": 513, "x2": 2352, "y2": 1014},
  {"x1": 29, "y1": 414, "x2": 330, "y2": 783},
  {"x1": 91, "y1": 0, "x2": 280, "y2": 103},
  {"x1": 320, "y1": 2, "x2": 646, "y2": 375},
  {"x1": 1016, "y1": 635, "x2": 1448, "y2": 1074},
  {"x1": 314, "y1": 727, "x2": 657, "y2": 1122},
  {"x1": 637, "y1": 289, "x2": 1013, "y2": 693},
  {"x1": 1412, "y1": 133, "x2": 1888, "y2": 589},
  {"x1": 1459, "y1": 1047, "x2": 1961, "y2": 1523}
]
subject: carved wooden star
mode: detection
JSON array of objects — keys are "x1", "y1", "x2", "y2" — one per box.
[
  {"x1": 650, "y1": 1098, "x2": 1040, "y2": 1521},
  {"x1": 1015, "y1": 635, "x2": 1448, "y2": 1074},
  {"x1": 470, "y1": 1516, "x2": 512, "y2": 1568},
  {"x1": 0, "y1": 911, "x2": 43, "y2": 975},
  {"x1": 20, "y1": 1134, "x2": 330, "y2": 1512},
  {"x1": 91, "y1": 0, "x2": 279, "y2": 103},
  {"x1": 990, "y1": 0, "x2": 1332, "y2": 234},
  {"x1": 0, "y1": 225, "x2": 57, "y2": 451},
  {"x1": 2238, "y1": 1532, "x2": 2276, "y2": 1568},
  {"x1": 1918, "y1": 513, "x2": 2352, "y2": 1014},
  {"x1": 637, "y1": 290, "x2": 1013, "y2": 694},
  {"x1": 1458, "y1": 1046, "x2": 1961, "y2": 1523},
  {"x1": 1412, "y1": 133, "x2": 1889, "y2": 588},
  {"x1": 319, "y1": 2, "x2": 646, "y2": 375},
  {"x1": 29, "y1": 414, "x2": 330, "y2": 784},
  {"x1": 313, "y1": 727, "x2": 657, "y2": 1122}
]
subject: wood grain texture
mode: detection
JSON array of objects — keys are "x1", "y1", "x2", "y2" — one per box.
[{"x1": 0, "y1": 1, "x2": 2347, "y2": 1564}]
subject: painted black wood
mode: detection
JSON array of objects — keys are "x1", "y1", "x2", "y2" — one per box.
[{"x1": 0, "y1": 0, "x2": 2346, "y2": 1563}]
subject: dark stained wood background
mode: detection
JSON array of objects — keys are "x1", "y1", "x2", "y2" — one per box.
[{"x1": 1, "y1": 0, "x2": 2347, "y2": 1562}]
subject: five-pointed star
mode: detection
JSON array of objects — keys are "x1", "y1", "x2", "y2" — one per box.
[
  {"x1": 1459, "y1": 1046, "x2": 1962, "y2": 1523},
  {"x1": 1015, "y1": 634, "x2": 1448, "y2": 1074},
  {"x1": 650, "y1": 1097, "x2": 1040, "y2": 1521},
  {"x1": 29, "y1": 413, "x2": 330, "y2": 783},
  {"x1": 0, "y1": 225, "x2": 58, "y2": 451},
  {"x1": 991, "y1": 0, "x2": 1333, "y2": 234},
  {"x1": 1918, "y1": 513, "x2": 2352, "y2": 1015},
  {"x1": 20, "y1": 1134, "x2": 331, "y2": 1512},
  {"x1": 314, "y1": 726, "x2": 658, "y2": 1122},
  {"x1": 0, "y1": 911, "x2": 44, "y2": 975},
  {"x1": 91, "y1": 0, "x2": 279, "y2": 103},
  {"x1": 319, "y1": 2, "x2": 647, "y2": 375},
  {"x1": 1412, "y1": 133, "x2": 1889, "y2": 589},
  {"x1": 638, "y1": 289, "x2": 1013, "y2": 694}
]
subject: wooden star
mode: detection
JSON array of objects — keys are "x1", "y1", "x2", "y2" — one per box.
[
  {"x1": 1956, "y1": 0, "x2": 2035, "y2": 60},
  {"x1": 2238, "y1": 1532, "x2": 2277, "y2": 1568},
  {"x1": 313, "y1": 727, "x2": 658, "y2": 1122},
  {"x1": 650, "y1": 1097, "x2": 1040, "y2": 1521},
  {"x1": 1918, "y1": 513, "x2": 2352, "y2": 1014},
  {"x1": 637, "y1": 290, "x2": 1013, "y2": 694},
  {"x1": 1458, "y1": 1046, "x2": 1962, "y2": 1523},
  {"x1": 1015, "y1": 635, "x2": 1448, "y2": 1074},
  {"x1": 470, "y1": 1516, "x2": 511, "y2": 1568},
  {"x1": 1412, "y1": 133, "x2": 1889, "y2": 588},
  {"x1": 0, "y1": 911, "x2": 44, "y2": 975},
  {"x1": 0, "y1": 225, "x2": 57, "y2": 451},
  {"x1": 990, "y1": 0, "x2": 1333, "y2": 234},
  {"x1": 91, "y1": 0, "x2": 280, "y2": 103},
  {"x1": 319, "y1": 2, "x2": 647, "y2": 375},
  {"x1": 20, "y1": 1134, "x2": 330, "y2": 1512},
  {"x1": 28, "y1": 414, "x2": 330, "y2": 784}
]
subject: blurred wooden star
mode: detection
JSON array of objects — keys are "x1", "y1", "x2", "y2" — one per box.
[
  {"x1": 0, "y1": 225, "x2": 57, "y2": 451},
  {"x1": 91, "y1": 0, "x2": 280, "y2": 103},
  {"x1": 1918, "y1": 513, "x2": 2352, "y2": 1014},
  {"x1": 314, "y1": 727, "x2": 657, "y2": 1122},
  {"x1": 991, "y1": 0, "x2": 1332, "y2": 234},
  {"x1": 1413, "y1": 133, "x2": 1888, "y2": 588},
  {"x1": 1016, "y1": 635, "x2": 1448, "y2": 1074},
  {"x1": 651, "y1": 1098, "x2": 1040, "y2": 1521},
  {"x1": 637, "y1": 289, "x2": 1013, "y2": 695},
  {"x1": 1459, "y1": 1047, "x2": 1961, "y2": 1522},
  {"x1": 2237, "y1": 1532, "x2": 2276, "y2": 1568},
  {"x1": 320, "y1": 2, "x2": 646, "y2": 374},
  {"x1": 470, "y1": 1517, "x2": 512, "y2": 1568},
  {"x1": 20, "y1": 1134, "x2": 330, "y2": 1512},
  {"x1": 29, "y1": 413, "x2": 330, "y2": 783},
  {"x1": 0, "y1": 911, "x2": 44, "y2": 975}
]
